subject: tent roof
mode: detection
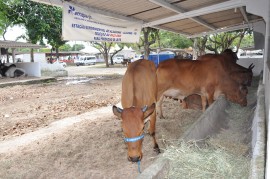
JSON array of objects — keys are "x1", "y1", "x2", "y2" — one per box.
[
  {"x1": 31, "y1": 0, "x2": 263, "y2": 37},
  {"x1": 0, "y1": 40, "x2": 46, "y2": 49},
  {"x1": 79, "y1": 46, "x2": 100, "y2": 54}
]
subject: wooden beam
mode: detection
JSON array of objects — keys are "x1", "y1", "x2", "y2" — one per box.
[
  {"x1": 149, "y1": 0, "x2": 216, "y2": 30},
  {"x1": 239, "y1": 7, "x2": 249, "y2": 23},
  {"x1": 143, "y1": 0, "x2": 245, "y2": 27},
  {"x1": 187, "y1": 23, "x2": 251, "y2": 38}
]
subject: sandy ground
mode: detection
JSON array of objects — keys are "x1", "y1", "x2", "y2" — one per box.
[
  {"x1": 0, "y1": 75, "x2": 122, "y2": 141},
  {"x1": 0, "y1": 65, "x2": 259, "y2": 179}
]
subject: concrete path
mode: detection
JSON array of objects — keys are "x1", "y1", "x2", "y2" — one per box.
[{"x1": 65, "y1": 65, "x2": 127, "y2": 76}]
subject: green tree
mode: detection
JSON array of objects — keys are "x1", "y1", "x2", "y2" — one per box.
[
  {"x1": 234, "y1": 32, "x2": 254, "y2": 49},
  {"x1": 137, "y1": 27, "x2": 159, "y2": 59},
  {"x1": 41, "y1": 4, "x2": 66, "y2": 59},
  {"x1": 191, "y1": 36, "x2": 208, "y2": 57},
  {"x1": 4, "y1": 0, "x2": 66, "y2": 60},
  {"x1": 59, "y1": 44, "x2": 72, "y2": 51},
  {"x1": 205, "y1": 30, "x2": 248, "y2": 54},
  {"x1": 92, "y1": 42, "x2": 113, "y2": 67},
  {"x1": 192, "y1": 30, "x2": 252, "y2": 57},
  {"x1": 158, "y1": 30, "x2": 193, "y2": 49},
  {"x1": 109, "y1": 43, "x2": 130, "y2": 65},
  {"x1": 0, "y1": 0, "x2": 9, "y2": 39},
  {"x1": 72, "y1": 44, "x2": 85, "y2": 51}
]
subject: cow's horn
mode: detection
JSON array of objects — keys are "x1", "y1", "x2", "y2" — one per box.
[
  {"x1": 142, "y1": 106, "x2": 148, "y2": 112},
  {"x1": 248, "y1": 63, "x2": 255, "y2": 69}
]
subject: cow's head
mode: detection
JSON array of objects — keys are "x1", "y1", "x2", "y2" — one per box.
[
  {"x1": 112, "y1": 103, "x2": 155, "y2": 162},
  {"x1": 222, "y1": 49, "x2": 239, "y2": 63},
  {"x1": 227, "y1": 85, "x2": 248, "y2": 106}
]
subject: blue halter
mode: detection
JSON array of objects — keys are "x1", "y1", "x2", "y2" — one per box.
[
  {"x1": 124, "y1": 134, "x2": 144, "y2": 143},
  {"x1": 124, "y1": 134, "x2": 145, "y2": 173}
]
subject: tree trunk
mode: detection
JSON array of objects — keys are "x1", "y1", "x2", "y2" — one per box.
[
  {"x1": 235, "y1": 33, "x2": 245, "y2": 53},
  {"x1": 56, "y1": 47, "x2": 59, "y2": 60},
  {"x1": 143, "y1": 28, "x2": 150, "y2": 60},
  {"x1": 6, "y1": 49, "x2": 9, "y2": 63},
  {"x1": 105, "y1": 53, "x2": 110, "y2": 67},
  {"x1": 31, "y1": 48, "x2": 34, "y2": 62},
  {"x1": 192, "y1": 38, "x2": 198, "y2": 60}
]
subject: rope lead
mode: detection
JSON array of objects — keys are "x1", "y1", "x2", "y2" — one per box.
[{"x1": 137, "y1": 160, "x2": 141, "y2": 173}]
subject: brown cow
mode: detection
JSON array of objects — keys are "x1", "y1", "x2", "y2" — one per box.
[
  {"x1": 198, "y1": 49, "x2": 254, "y2": 87},
  {"x1": 161, "y1": 49, "x2": 252, "y2": 112},
  {"x1": 178, "y1": 49, "x2": 252, "y2": 111},
  {"x1": 112, "y1": 59, "x2": 160, "y2": 162},
  {"x1": 180, "y1": 94, "x2": 203, "y2": 110},
  {"x1": 157, "y1": 58, "x2": 247, "y2": 118}
]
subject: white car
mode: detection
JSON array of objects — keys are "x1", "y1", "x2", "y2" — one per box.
[
  {"x1": 53, "y1": 61, "x2": 67, "y2": 68},
  {"x1": 75, "y1": 56, "x2": 97, "y2": 66},
  {"x1": 112, "y1": 57, "x2": 124, "y2": 64}
]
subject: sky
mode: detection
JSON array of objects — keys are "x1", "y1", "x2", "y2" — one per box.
[
  {"x1": 0, "y1": 25, "x2": 88, "y2": 47},
  {"x1": 0, "y1": 25, "x2": 26, "y2": 41}
]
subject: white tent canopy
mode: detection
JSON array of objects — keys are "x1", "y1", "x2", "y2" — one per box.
[{"x1": 79, "y1": 46, "x2": 100, "y2": 54}]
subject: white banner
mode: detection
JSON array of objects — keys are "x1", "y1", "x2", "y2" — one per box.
[{"x1": 62, "y1": 2, "x2": 142, "y2": 43}]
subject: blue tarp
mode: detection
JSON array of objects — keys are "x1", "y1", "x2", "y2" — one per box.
[{"x1": 148, "y1": 54, "x2": 175, "y2": 67}]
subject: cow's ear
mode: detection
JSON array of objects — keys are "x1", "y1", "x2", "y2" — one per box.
[
  {"x1": 112, "y1": 105, "x2": 122, "y2": 119},
  {"x1": 143, "y1": 103, "x2": 155, "y2": 121}
]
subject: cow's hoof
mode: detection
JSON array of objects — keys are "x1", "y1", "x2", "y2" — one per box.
[
  {"x1": 154, "y1": 145, "x2": 161, "y2": 154},
  {"x1": 159, "y1": 115, "x2": 165, "y2": 119}
]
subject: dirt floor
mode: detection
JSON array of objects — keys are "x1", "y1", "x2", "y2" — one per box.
[
  {"x1": 0, "y1": 68, "x2": 202, "y2": 179},
  {"x1": 0, "y1": 75, "x2": 122, "y2": 141}
]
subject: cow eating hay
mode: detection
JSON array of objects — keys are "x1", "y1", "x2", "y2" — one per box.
[
  {"x1": 156, "y1": 55, "x2": 248, "y2": 118},
  {"x1": 113, "y1": 59, "x2": 160, "y2": 163}
]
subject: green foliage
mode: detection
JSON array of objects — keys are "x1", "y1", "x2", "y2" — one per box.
[
  {"x1": 59, "y1": 44, "x2": 72, "y2": 51},
  {"x1": 137, "y1": 29, "x2": 193, "y2": 57},
  {"x1": 157, "y1": 30, "x2": 193, "y2": 49},
  {"x1": 236, "y1": 32, "x2": 254, "y2": 49},
  {"x1": 205, "y1": 29, "x2": 248, "y2": 53},
  {"x1": 137, "y1": 27, "x2": 159, "y2": 58},
  {"x1": 58, "y1": 43, "x2": 85, "y2": 51},
  {"x1": 2, "y1": 0, "x2": 66, "y2": 54},
  {"x1": 0, "y1": 0, "x2": 17, "y2": 39},
  {"x1": 15, "y1": 47, "x2": 50, "y2": 53},
  {"x1": 91, "y1": 42, "x2": 113, "y2": 67},
  {"x1": 71, "y1": 44, "x2": 85, "y2": 51}
]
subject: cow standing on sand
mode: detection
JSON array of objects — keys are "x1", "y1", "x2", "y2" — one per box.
[{"x1": 112, "y1": 59, "x2": 160, "y2": 163}]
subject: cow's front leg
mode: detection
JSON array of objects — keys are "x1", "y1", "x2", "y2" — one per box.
[
  {"x1": 201, "y1": 95, "x2": 208, "y2": 111},
  {"x1": 148, "y1": 111, "x2": 160, "y2": 153}
]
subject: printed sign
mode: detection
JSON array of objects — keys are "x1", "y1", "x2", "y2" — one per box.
[{"x1": 62, "y1": 2, "x2": 142, "y2": 43}]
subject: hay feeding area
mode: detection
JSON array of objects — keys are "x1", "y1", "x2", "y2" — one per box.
[
  {"x1": 164, "y1": 141, "x2": 250, "y2": 178},
  {"x1": 161, "y1": 76, "x2": 260, "y2": 179}
]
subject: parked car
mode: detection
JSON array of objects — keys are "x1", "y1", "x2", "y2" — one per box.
[
  {"x1": 59, "y1": 61, "x2": 67, "y2": 67},
  {"x1": 112, "y1": 56, "x2": 124, "y2": 64},
  {"x1": 75, "y1": 56, "x2": 97, "y2": 66},
  {"x1": 53, "y1": 61, "x2": 67, "y2": 68}
]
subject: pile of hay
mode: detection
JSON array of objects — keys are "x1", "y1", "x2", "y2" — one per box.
[
  {"x1": 161, "y1": 77, "x2": 259, "y2": 179},
  {"x1": 163, "y1": 141, "x2": 250, "y2": 179}
]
